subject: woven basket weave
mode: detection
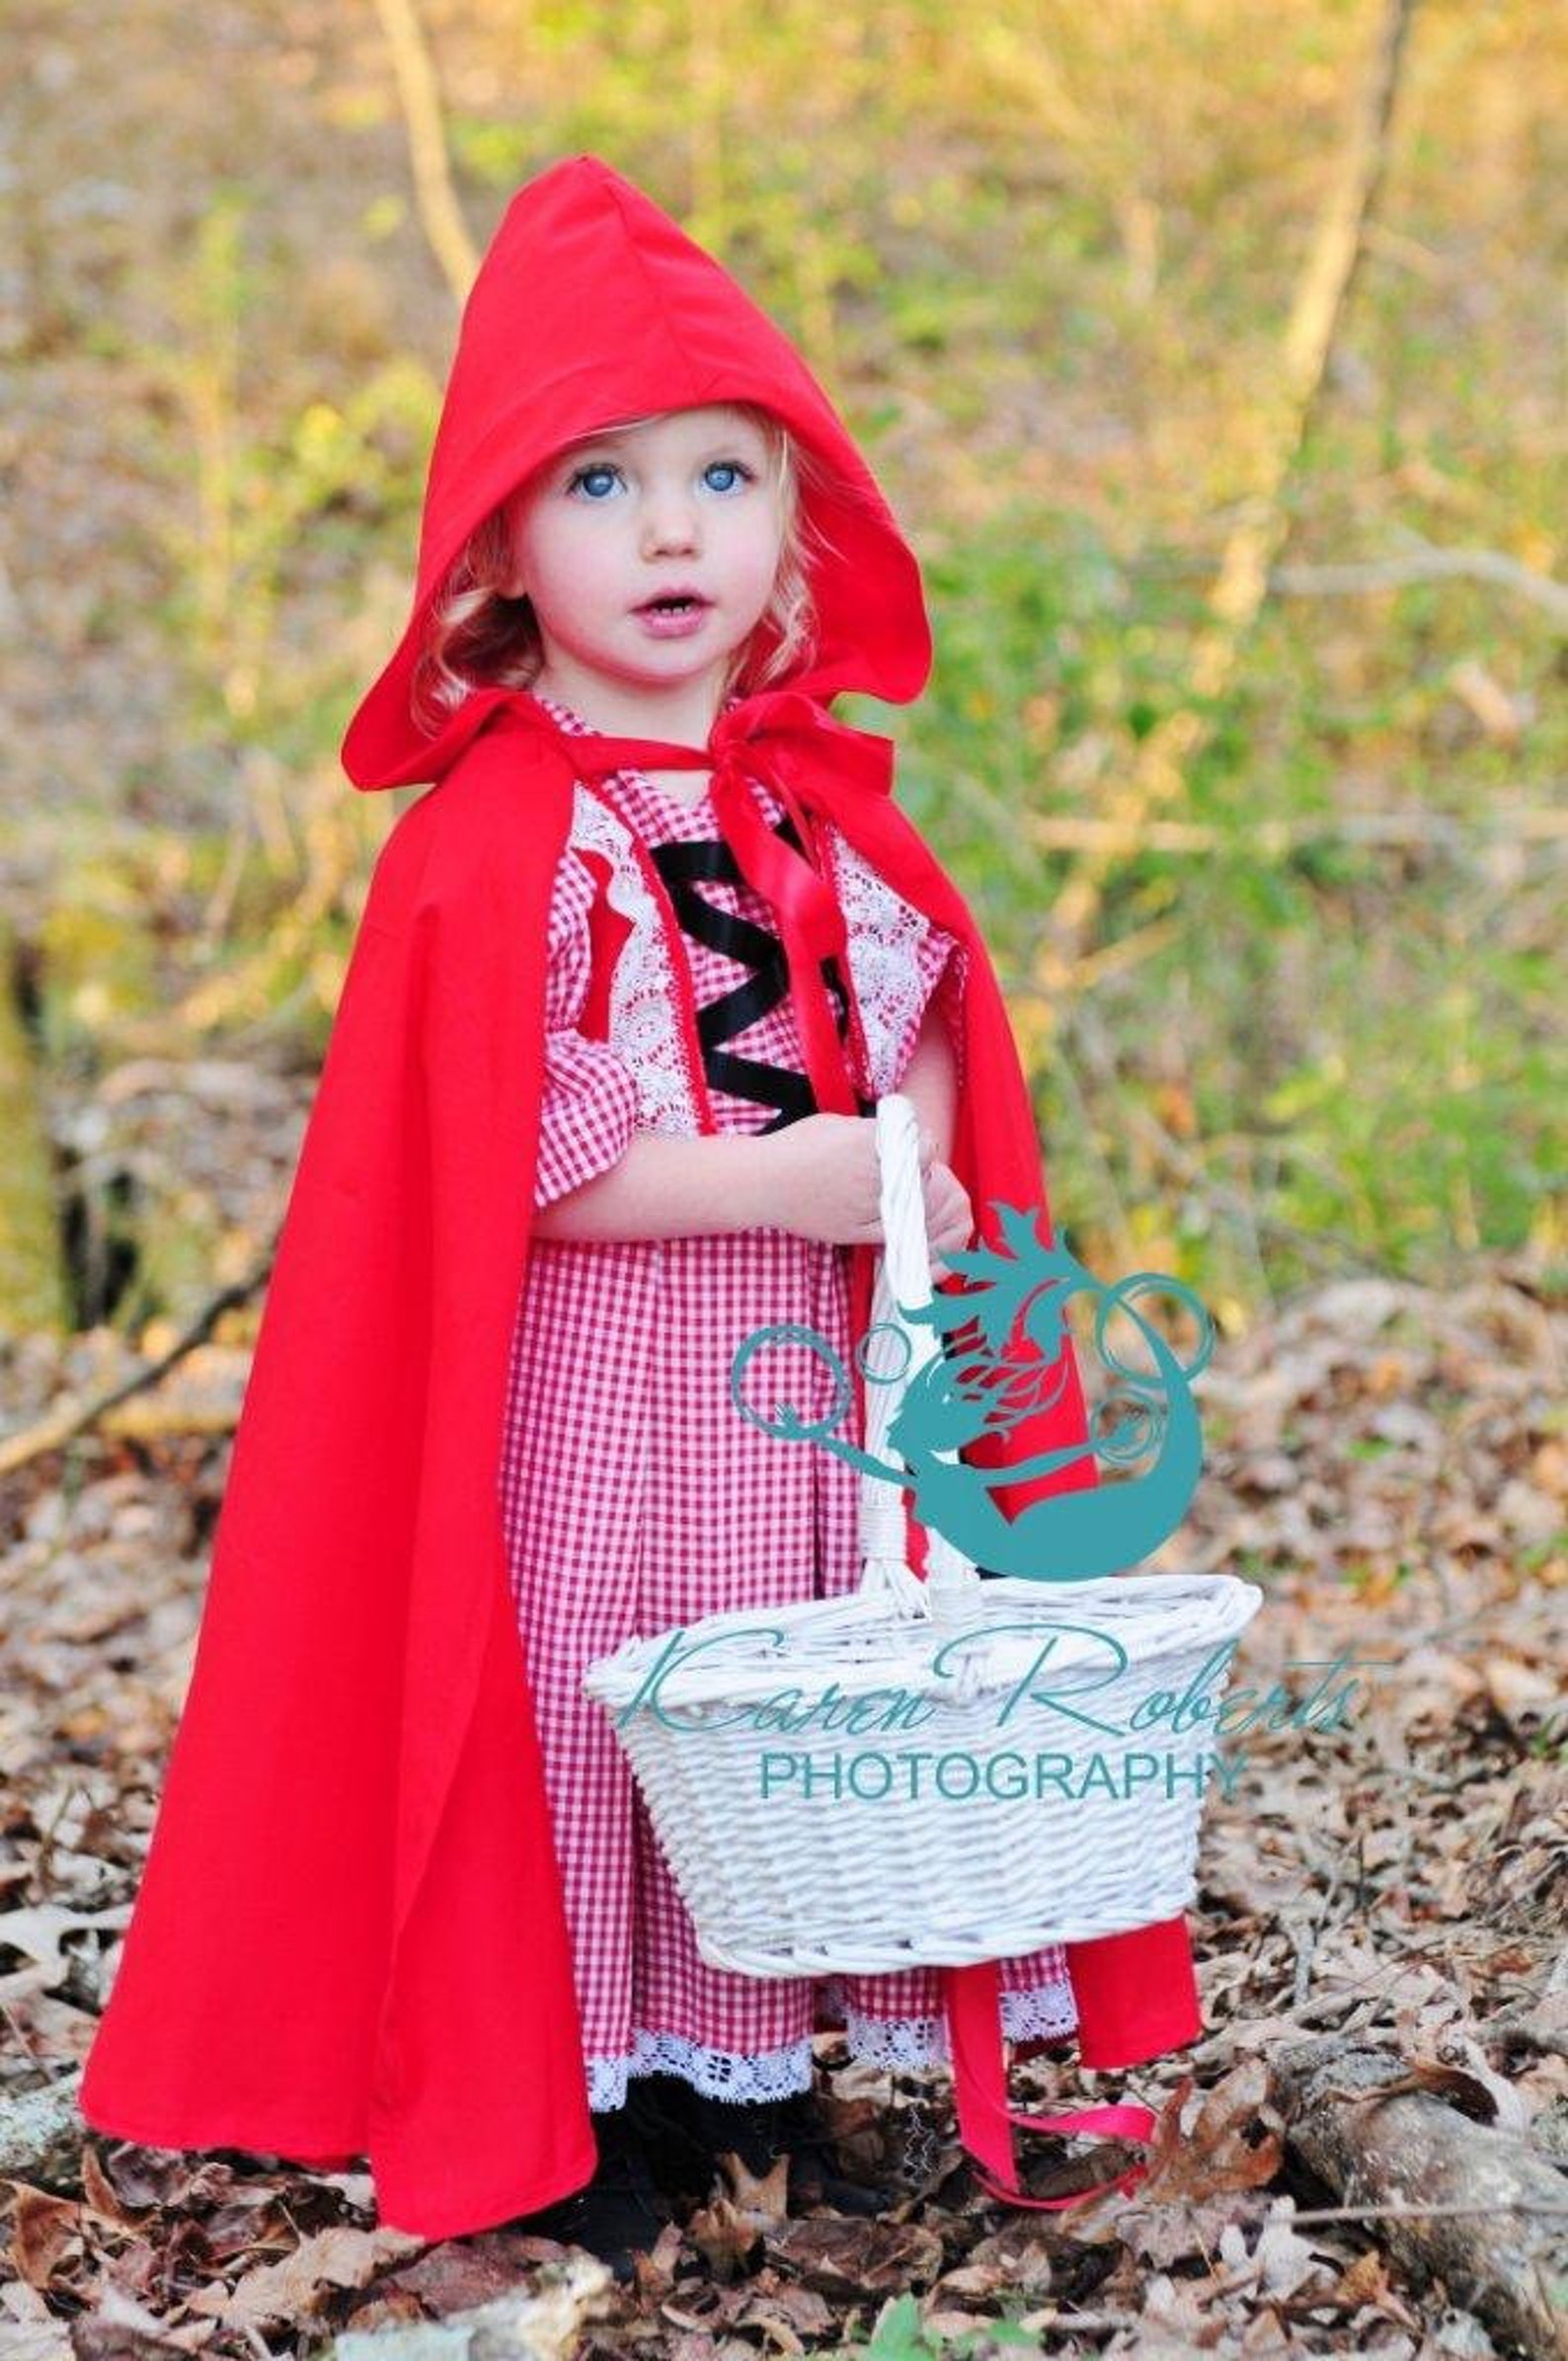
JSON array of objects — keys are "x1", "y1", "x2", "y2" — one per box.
[{"x1": 584, "y1": 1094, "x2": 1260, "y2": 1978}]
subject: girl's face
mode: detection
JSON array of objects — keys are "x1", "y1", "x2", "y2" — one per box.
[{"x1": 502, "y1": 403, "x2": 785, "y2": 711}]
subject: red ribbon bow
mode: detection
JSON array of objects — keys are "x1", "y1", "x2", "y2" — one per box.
[
  {"x1": 946, "y1": 1960, "x2": 1157, "y2": 2211},
  {"x1": 515, "y1": 689, "x2": 896, "y2": 1118}
]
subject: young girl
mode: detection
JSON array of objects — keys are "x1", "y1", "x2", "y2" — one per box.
[{"x1": 80, "y1": 154, "x2": 1200, "y2": 2271}]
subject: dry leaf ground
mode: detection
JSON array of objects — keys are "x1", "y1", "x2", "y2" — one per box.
[{"x1": 3, "y1": 1257, "x2": 1564, "y2": 2358}]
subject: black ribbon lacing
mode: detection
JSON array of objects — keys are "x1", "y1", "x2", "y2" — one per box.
[{"x1": 648, "y1": 812, "x2": 874, "y2": 1133}]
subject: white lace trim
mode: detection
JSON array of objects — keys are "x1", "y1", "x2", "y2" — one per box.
[
  {"x1": 843, "y1": 1978, "x2": 1078, "y2": 2072},
  {"x1": 1002, "y1": 1978, "x2": 1080, "y2": 2044},
  {"x1": 824, "y1": 827, "x2": 963, "y2": 1097},
  {"x1": 586, "y1": 1975, "x2": 1078, "y2": 2105},
  {"x1": 562, "y1": 785, "x2": 702, "y2": 1138},
  {"x1": 842, "y1": 2007, "x2": 951, "y2": 2073},
  {"x1": 586, "y1": 2027, "x2": 816, "y2": 2113},
  {"x1": 541, "y1": 691, "x2": 961, "y2": 1125}
]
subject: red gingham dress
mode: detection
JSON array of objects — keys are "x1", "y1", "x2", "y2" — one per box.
[{"x1": 498, "y1": 694, "x2": 1076, "y2": 2114}]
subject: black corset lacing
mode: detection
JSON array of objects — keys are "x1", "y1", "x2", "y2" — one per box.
[{"x1": 648, "y1": 809, "x2": 876, "y2": 1134}]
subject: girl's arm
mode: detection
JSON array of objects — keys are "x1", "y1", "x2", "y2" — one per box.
[
  {"x1": 534, "y1": 997, "x2": 961, "y2": 1247},
  {"x1": 531, "y1": 1130, "x2": 780, "y2": 1241},
  {"x1": 897, "y1": 998, "x2": 960, "y2": 1166}
]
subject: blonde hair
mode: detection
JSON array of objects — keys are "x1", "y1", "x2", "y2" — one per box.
[{"x1": 411, "y1": 404, "x2": 833, "y2": 734}]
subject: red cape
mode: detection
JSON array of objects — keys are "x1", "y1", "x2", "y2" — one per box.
[{"x1": 80, "y1": 155, "x2": 1197, "y2": 2240}]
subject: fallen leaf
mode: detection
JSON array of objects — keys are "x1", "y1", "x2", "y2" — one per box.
[
  {"x1": 187, "y1": 2225, "x2": 422, "y2": 2325},
  {"x1": 763, "y1": 2216, "x2": 943, "y2": 2298},
  {"x1": 10, "y1": 2188, "x2": 81, "y2": 2291}
]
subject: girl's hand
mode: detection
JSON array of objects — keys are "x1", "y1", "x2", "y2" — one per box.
[
  {"x1": 764, "y1": 1115, "x2": 973, "y2": 1275},
  {"x1": 765, "y1": 1113, "x2": 887, "y2": 1246},
  {"x1": 922, "y1": 1157, "x2": 975, "y2": 1281}
]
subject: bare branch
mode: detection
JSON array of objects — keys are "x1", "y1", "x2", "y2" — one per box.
[{"x1": 368, "y1": 0, "x2": 479, "y2": 303}]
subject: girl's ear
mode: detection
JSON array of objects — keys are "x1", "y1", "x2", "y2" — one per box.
[
  {"x1": 497, "y1": 551, "x2": 531, "y2": 601},
  {"x1": 496, "y1": 545, "x2": 526, "y2": 601},
  {"x1": 475, "y1": 551, "x2": 524, "y2": 600},
  {"x1": 492, "y1": 487, "x2": 528, "y2": 597}
]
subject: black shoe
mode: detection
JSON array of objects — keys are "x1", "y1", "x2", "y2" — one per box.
[
  {"x1": 772, "y1": 2089, "x2": 897, "y2": 2218},
  {"x1": 694, "y1": 2090, "x2": 791, "y2": 2179},
  {"x1": 629, "y1": 2079, "x2": 790, "y2": 2182},
  {"x1": 624, "y1": 2073, "x2": 724, "y2": 2208},
  {"x1": 628, "y1": 2079, "x2": 894, "y2": 2218},
  {"x1": 513, "y1": 2105, "x2": 667, "y2": 2284}
]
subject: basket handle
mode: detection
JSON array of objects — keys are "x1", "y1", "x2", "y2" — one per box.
[{"x1": 856, "y1": 1095, "x2": 980, "y2": 1613}]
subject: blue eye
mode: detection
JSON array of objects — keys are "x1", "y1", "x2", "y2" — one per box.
[
  {"x1": 704, "y1": 459, "x2": 755, "y2": 492},
  {"x1": 567, "y1": 463, "x2": 622, "y2": 501}
]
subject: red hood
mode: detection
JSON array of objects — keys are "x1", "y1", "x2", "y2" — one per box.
[{"x1": 340, "y1": 154, "x2": 932, "y2": 792}]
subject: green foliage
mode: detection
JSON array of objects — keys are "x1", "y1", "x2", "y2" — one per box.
[{"x1": 838, "y1": 2290, "x2": 1045, "y2": 2361}]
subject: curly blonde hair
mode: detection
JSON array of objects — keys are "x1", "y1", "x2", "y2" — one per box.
[{"x1": 410, "y1": 404, "x2": 833, "y2": 735}]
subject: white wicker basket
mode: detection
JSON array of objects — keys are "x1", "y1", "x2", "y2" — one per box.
[{"x1": 584, "y1": 1094, "x2": 1260, "y2": 1978}]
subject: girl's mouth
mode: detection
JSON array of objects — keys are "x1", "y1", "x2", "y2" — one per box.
[{"x1": 634, "y1": 594, "x2": 713, "y2": 638}]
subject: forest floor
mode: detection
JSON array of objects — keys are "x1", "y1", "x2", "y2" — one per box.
[{"x1": 2, "y1": 1256, "x2": 1563, "y2": 2359}]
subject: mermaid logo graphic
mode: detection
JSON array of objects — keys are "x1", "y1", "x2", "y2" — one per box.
[{"x1": 729, "y1": 1201, "x2": 1215, "y2": 1582}]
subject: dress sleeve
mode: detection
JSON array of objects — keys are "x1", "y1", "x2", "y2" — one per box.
[
  {"x1": 533, "y1": 848, "x2": 642, "y2": 1212},
  {"x1": 899, "y1": 923, "x2": 970, "y2": 1099},
  {"x1": 833, "y1": 830, "x2": 970, "y2": 1099}
]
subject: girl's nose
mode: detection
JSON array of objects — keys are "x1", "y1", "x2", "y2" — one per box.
[{"x1": 641, "y1": 490, "x2": 699, "y2": 556}]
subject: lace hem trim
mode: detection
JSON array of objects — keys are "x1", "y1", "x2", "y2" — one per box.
[
  {"x1": 585, "y1": 1977, "x2": 1078, "y2": 2105},
  {"x1": 587, "y1": 2027, "x2": 817, "y2": 2113},
  {"x1": 843, "y1": 1979, "x2": 1079, "y2": 2072}
]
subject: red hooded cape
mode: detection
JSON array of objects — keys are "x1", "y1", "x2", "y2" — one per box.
[{"x1": 79, "y1": 155, "x2": 1198, "y2": 2241}]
